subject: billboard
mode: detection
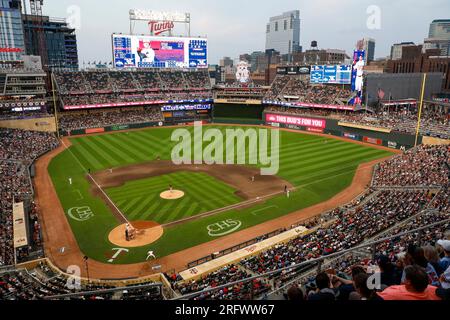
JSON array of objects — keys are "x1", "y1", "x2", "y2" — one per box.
[
  {"x1": 112, "y1": 34, "x2": 207, "y2": 69},
  {"x1": 310, "y1": 65, "x2": 352, "y2": 84},
  {"x1": 265, "y1": 113, "x2": 326, "y2": 129},
  {"x1": 351, "y1": 50, "x2": 365, "y2": 92},
  {"x1": 161, "y1": 104, "x2": 212, "y2": 111},
  {"x1": 350, "y1": 50, "x2": 366, "y2": 106},
  {"x1": 278, "y1": 66, "x2": 311, "y2": 75}
]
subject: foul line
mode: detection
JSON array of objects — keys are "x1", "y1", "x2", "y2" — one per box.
[
  {"x1": 252, "y1": 205, "x2": 278, "y2": 216},
  {"x1": 61, "y1": 140, "x2": 130, "y2": 224},
  {"x1": 163, "y1": 160, "x2": 378, "y2": 228}
]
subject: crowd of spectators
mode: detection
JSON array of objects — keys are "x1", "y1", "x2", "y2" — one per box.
[
  {"x1": 284, "y1": 188, "x2": 450, "y2": 301},
  {"x1": 55, "y1": 70, "x2": 212, "y2": 107},
  {"x1": 0, "y1": 128, "x2": 59, "y2": 266},
  {"x1": 338, "y1": 107, "x2": 449, "y2": 139},
  {"x1": 239, "y1": 190, "x2": 432, "y2": 284},
  {"x1": 0, "y1": 262, "x2": 162, "y2": 300},
  {"x1": 58, "y1": 107, "x2": 164, "y2": 131},
  {"x1": 373, "y1": 145, "x2": 449, "y2": 187},
  {"x1": 174, "y1": 264, "x2": 270, "y2": 300},
  {"x1": 264, "y1": 104, "x2": 449, "y2": 139},
  {"x1": 169, "y1": 181, "x2": 448, "y2": 300},
  {"x1": 264, "y1": 75, "x2": 352, "y2": 105}
]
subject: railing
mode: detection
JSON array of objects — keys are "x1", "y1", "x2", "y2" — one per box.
[
  {"x1": 43, "y1": 282, "x2": 164, "y2": 300},
  {"x1": 187, "y1": 228, "x2": 286, "y2": 269},
  {"x1": 172, "y1": 218, "x2": 450, "y2": 300}
]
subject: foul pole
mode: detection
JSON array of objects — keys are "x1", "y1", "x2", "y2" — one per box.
[{"x1": 414, "y1": 73, "x2": 427, "y2": 147}]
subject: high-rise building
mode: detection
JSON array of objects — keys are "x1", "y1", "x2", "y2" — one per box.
[
  {"x1": 363, "y1": 38, "x2": 376, "y2": 62},
  {"x1": 0, "y1": 0, "x2": 26, "y2": 61},
  {"x1": 390, "y1": 42, "x2": 416, "y2": 60},
  {"x1": 428, "y1": 19, "x2": 450, "y2": 39},
  {"x1": 219, "y1": 56, "x2": 233, "y2": 68},
  {"x1": 249, "y1": 51, "x2": 265, "y2": 72},
  {"x1": 426, "y1": 19, "x2": 450, "y2": 56},
  {"x1": 23, "y1": 14, "x2": 79, "y2": 70},
  {"x1": 293, "y1": 49, "x2": 347, "y2": 65},
  {"x1": 265, "y1": 10, "x2": 301, "y2": 61}
]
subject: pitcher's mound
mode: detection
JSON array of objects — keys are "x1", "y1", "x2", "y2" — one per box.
[
  {"x1": 160, "y1": 190, "x2": 184, "y2": 200},
  {"x1": 108, "y1": 221, "x2": 163, "y2": 248}
]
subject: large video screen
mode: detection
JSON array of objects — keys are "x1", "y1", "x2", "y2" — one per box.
[
  {"x1": 310, "y1": 65, "x2": 352, "y2": 84},
  {"x1": 112, "y1": 34, "x2": 207, "y2": 69}
]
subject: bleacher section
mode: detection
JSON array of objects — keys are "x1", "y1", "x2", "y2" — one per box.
[{"x1": 54, "y1": 70, "x2": 212, "y2": 109}]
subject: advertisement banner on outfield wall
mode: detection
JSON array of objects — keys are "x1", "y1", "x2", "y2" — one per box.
[
  {"x1": 387, "y1": 141, "x2": 398, "y2": 149},
  {"x1": 343, "y1": 132, "x2": 359, "y2": 141},
  {"x1": 265, "y1": 113, "x2": 326, "y2": 129},
  {"x1": 85, "y1": 128, "x2": 105, "y2": 134},
  {"x1": 363, "y1": 136, "x2": 382, "y2": 145},
  {"x1": 306, "y1": 127, "x2": 324, "y2": 133},
  {"x1": 110, "y1": 125, "x2": 130, "y2": 131}
]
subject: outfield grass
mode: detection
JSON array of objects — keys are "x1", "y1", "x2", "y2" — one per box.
[
  {"x1": 105, "y1": 171, "x2": 242, "y2": 224},
  {"x1": 48, "y1": 125, "x2": 393, "y2": 264}
]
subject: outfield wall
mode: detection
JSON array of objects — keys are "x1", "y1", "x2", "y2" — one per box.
[
  {"x1": 263, "y1": 112, "x2": 420, "y2": 150},
  {"x1": 58, "y1": 105, "x2": 435, "y2": 150}
]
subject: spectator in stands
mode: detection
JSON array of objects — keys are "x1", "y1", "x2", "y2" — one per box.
[
  {"x1": 286, "y1": 285, "x2": 305, "y2": 301},
  {"x1": 351, "y1": 273, "x2": 383, "y2": 300},
  {"x1": 423, "y1": 245, "x2": 445, "y2": 277},
  {"x1": 308, "y1": 272, "x2": 336, "y2": 301},
  {"x1": 406, "y1": 246, "x2": 440, "y2": 286},
  {"x1": 376, "y1": 255, "x2": 402, "y2": 287},
  {"x1": 332, "y1": 265, "x2": 366, "y2": 300},
  {"x1": 437, "y1": 239, "x2": 450, "y2": 271},
  {"x1": 377, "y1": 265, "x2": 441, "y2": 300}
]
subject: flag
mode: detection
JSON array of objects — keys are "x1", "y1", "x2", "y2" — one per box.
[{"x1": 377, "y1": 88, "x2": 385, "y2": 100}]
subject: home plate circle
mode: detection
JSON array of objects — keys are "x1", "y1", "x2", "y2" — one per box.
[
  {"x1": 160, "y1": 190, "x2": 184, "y2": 200},
  {"x1": 108, "y1": 221, "x2": 163, "y2": 248}
]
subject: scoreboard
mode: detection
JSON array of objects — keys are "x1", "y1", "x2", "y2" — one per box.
[
  {"x1": 310, "y1": 65, "x2": 352, "y2": 84},
  {"x1": 112, "y1": 34, "x2": 207, "y2": 69}
]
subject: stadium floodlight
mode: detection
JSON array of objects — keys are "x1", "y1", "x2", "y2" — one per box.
[{"x1": 129, "y1": 9, "x2": 190, "y2": 23}]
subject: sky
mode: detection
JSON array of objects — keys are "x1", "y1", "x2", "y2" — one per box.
[{"x1": 40, "y1": 0, "x2": 450, "y2": 65}]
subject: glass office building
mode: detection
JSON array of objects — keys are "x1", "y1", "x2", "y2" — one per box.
[
  {"x1": 23, "y1": 15, "x2": 79, "y2": 70},
  {"x1": 265, "y1": 10, "x2": 301, "y2": 61},
  {"x1": 0, "y1": 0, "x2": 25, "y2": 61}
]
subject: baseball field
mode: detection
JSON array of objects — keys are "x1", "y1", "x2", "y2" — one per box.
[{"x1": 47, "y1": 125, "x2": 393, "y2": 265}]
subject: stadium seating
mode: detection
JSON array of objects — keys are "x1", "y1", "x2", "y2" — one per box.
[
  {"x1": 54, "y1": 70, "x2": 212, "y2": 108},
  {"x1": 58, "y1": 107, "x2": 164, "y2": 131},
  {"x1": 264, "y1": 75, "x2": 352, "y2": 105},
  {"x1": 0, "y1": 261, "x2": 162, "y2": 300},
  {"x1": 0, "y1": 129, "x2": 59, "y2": 266}
]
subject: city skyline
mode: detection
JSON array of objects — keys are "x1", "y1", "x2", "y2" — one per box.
[{"x1": 38, "y1": 0, "x2": 449, "y2": 64}]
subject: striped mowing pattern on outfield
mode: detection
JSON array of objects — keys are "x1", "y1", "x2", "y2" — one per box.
[
  {"x1": 68, "y1": 126, "x2": 391, "y2": 223},
  {"x1": 105, "y1": 171, "x2": 242, "y2": 224}
]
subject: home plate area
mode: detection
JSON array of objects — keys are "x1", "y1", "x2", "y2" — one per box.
[{"x1": 108, "y1": 221, "x2": 163, "y2": 248}]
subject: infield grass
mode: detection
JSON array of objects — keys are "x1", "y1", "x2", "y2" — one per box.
[
  {"x1": 48, "y1": 125, "x2": 393, "y2": 264},
  {"x1": 105, "y1": 171, "x2": 241, "y2": 224}
]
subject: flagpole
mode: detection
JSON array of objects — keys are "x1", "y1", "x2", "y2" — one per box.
[{"x1": 414, "y1": 73, "x2": 427, "y2": 147}]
